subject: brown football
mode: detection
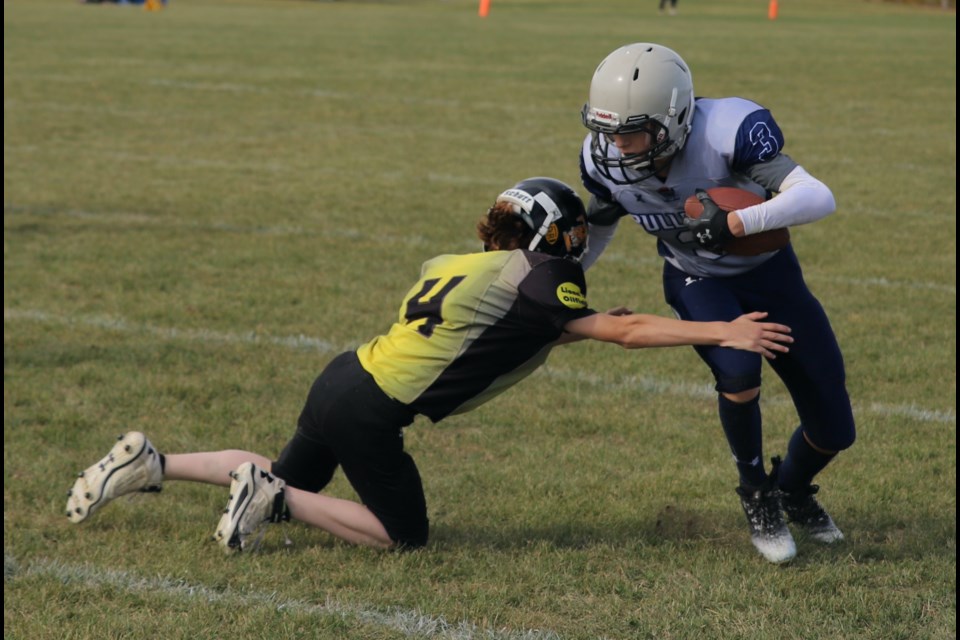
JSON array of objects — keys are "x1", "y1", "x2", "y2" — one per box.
[{"x1": 684, "y1": 187, "x2": 790, "y2": 256}]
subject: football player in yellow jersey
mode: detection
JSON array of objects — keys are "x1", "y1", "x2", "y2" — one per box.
[{"x1": 66, "y1": 178, "x2": 793, "y2": 553}]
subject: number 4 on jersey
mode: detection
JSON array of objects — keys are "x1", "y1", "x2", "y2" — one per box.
[{"x1": 404, "y1": 276, "x2": 466, "y2": 337}]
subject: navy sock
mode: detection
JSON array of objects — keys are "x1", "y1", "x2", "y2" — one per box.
[
  {"x1": 777, "y1": 426, "x2": 835, "y2": 492},
  {"x1": 158, "y1": 453, "x2": 166, "y2": 474},
  {"x1": 718, "y1": 394, "x2": 765, "y2": 487}
]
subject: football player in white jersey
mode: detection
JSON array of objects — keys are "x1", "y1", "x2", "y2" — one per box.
[{"x1": 580, "y1": 43, "x2": 856, "y2": 563}]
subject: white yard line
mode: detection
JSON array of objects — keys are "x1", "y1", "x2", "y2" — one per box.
[
  {"x1": 10, "y1": 556, "x2": 568, "y2": 640},
  {"x1": 5, "y1": 308, "x2": 955, "y2": 425}
]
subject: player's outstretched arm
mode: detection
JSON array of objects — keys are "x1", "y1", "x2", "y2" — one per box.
[{"x1": 563, "y1": 310, "x2": 792, "y2": 359}]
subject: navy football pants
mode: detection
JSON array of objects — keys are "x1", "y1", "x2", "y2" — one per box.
[{"x1": 662, "y1": 245, "x2": 856, "y2": 452}]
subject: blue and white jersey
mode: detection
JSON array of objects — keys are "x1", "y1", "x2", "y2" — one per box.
[{"x1": 580, "y1": 97, "x2": 794, "y2": 278}]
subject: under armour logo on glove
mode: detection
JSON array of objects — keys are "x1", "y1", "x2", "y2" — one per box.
[{"x1": 684, "y1": 189, "x2": 734, "y2": 252}]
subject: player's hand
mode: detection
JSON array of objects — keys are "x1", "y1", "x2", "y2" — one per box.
[
  {"x1": 722, "y1": 311, "x2": 793, "y2": 359},
  {"x1": 685, "y1": 189, "x2": 734, "y2": 252}
]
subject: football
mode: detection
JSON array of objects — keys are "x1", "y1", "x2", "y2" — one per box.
[{"x1": 683, "y1": 187, "x2": 790, "y2": 256}]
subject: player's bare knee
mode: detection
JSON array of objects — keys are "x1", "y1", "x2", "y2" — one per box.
[{"x1": 722, "y1": 387, "x2": 760, "y2": 403}]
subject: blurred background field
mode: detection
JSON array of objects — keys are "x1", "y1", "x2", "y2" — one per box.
[{"x1": 4, "y1": 1, "x2": 955, "y2": 638}]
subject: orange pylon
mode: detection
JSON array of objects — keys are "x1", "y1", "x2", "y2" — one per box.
[
  {"x1": 768, "y1": 0, "x2": 778, "y2": 20},
  {"x1": 478, "y1": 0, "x2": 490, "y2": 17}
]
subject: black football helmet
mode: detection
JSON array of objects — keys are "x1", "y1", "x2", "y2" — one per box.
[{"x1": 495, "y1": 177, "x2": 588, "y2": 262}]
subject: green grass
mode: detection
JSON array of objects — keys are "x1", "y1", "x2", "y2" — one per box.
[{"x1": 4, "y1": 0, "x2": 956, "y2": 638}]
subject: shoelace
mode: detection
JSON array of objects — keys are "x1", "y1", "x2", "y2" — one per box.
[
  {"x1": 754, "y1": 491, "x2": 784, "y2": 529},
  {"x1": 739, "y1": 486, "x2": 784, "y2": 530}
]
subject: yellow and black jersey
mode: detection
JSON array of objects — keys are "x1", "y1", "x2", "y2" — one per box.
[{"x1": 356, "y1": 249, "x2": 596, "y2": 422}]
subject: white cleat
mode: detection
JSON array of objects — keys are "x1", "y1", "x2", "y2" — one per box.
[
  {"x1": 736, "y1": 484, "x2": 797, "y2": 564},
  {"x1": 213, "y1": 462, "x2": 287, "y2": 553},
  {"x1": 66, "y1": 431, "x2": 163, "y2": 523}
]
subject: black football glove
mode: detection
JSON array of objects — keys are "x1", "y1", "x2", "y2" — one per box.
[
  {"x1": 586, "y1": 195, "x2": 629, "y2": 226},
  {"x1": 685, "y1": 189, "x2": 734, "y2": 252}
]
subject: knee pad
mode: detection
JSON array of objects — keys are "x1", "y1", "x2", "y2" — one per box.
[
  {"x1": 802, "y1": 415, "x2": 856, "y2": 452},
  {"x1": 798, "y1": 388, "x2": 857, "y2": 452},
  {"x1": 809, "y1": 427, "x2": 856, "y2": 453}
]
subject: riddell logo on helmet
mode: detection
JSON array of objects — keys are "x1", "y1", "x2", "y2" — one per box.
[
  {"x1": 499, "y1": 189, "x2": 534, "y2": 207},
  {"x1": 595, "y1": 110, "x2": 616, "y2": 121}
]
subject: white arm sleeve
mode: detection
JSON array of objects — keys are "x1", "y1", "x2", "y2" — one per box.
[
  {"x1": 735, "y1": 166, "x2": 837, "y2": 235},
  {"x1": 580, "y1": 220, "x2": 619, "y2": 272}
]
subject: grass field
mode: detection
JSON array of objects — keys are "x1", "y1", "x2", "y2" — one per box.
[{"x1": 4, "y1": 0, "x2": 956, "y2": 638}]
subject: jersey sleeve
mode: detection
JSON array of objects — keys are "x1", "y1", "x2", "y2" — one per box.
[
  {"x1": 517, "y1": 258, "x2": 597, "y2": 332},
  {"x1": 732, "y1": 108, "x2": 787, "y2": 172},
  {"x1": 744, "y1": 153, "x2": 798, "y2": 192}
]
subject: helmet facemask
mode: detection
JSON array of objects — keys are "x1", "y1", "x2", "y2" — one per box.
[{"x1": 583, "y1": 109, "x2": 680, "y2": 184}]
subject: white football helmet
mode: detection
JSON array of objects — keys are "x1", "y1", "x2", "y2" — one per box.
[{"x1": 582, "y1": 43, "x2": 695, "y2": 184}]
